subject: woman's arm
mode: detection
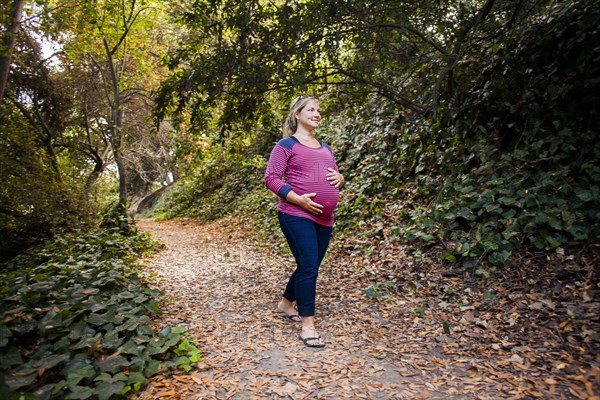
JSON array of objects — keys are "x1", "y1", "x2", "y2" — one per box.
[{"x1": 264, "y1": 145, "x2": 292, "y2": 198}]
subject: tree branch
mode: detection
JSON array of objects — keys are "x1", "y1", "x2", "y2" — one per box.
[
  {"x1": 88, "y1": 51, "x2": 115, "y2": 110},
  {"x1": 0, "y1": 205, "x2": 26, "y2": 218},
  {"x1": 430, "y1": 0, "x2": 497, "y2": 121},
  {"x1": 109, "y1": 3, "x2": 149, "y2": 55}
]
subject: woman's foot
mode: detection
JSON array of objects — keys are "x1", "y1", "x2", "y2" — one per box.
[
  {"x1": 277, "y1": 299, "x2": 301, "y2": 322},
  {"x1": 300, "y1": 325, "x2": 325, "y2": 348}
]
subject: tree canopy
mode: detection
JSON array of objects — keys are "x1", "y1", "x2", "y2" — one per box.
[
  {"x1": 154, "y1": 0, "x2": 549, "y2": 129},
  {"x1": 1, "y1": 0, "x2": 597, "y2": 264},
  {"x1": 1, "y1": 0, "x2": 175, "y2": 256}
]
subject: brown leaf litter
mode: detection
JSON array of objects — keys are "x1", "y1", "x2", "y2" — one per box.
[{"x1": 131, "y1": 216, "x2": 599, "y2": 400}]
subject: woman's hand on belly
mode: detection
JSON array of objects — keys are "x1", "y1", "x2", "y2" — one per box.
[
  {"x1": 285, "y1": 191, "x2": 324, "y2": 215},
  {"x1": 326, "y1": 168, "x2": 345, "y2": 188}
]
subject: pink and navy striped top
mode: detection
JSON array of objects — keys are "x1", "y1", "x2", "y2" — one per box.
[{"x1": 264, "y1": 136, "x2": 341, "y2": 226}]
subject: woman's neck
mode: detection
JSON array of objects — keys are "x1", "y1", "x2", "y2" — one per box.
[
  {"x1": 293, "y1": 129, "x2": 320, "y2": 148},
  {"x1": 294, "y1": 127, "x2": 315, "y2": 138}
]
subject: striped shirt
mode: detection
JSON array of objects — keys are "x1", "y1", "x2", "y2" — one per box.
[{"x1": 264, "y1": 136, "x2": 340, "y2": 226}]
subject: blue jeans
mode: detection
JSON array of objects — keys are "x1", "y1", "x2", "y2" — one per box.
[{"x1": 278, "y1": 212, "x2": 333, "y2": 317}]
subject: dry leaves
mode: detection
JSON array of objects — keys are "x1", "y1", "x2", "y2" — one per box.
[{"x1": 132, "y1": 217, "x2": 599, "y2": 399}]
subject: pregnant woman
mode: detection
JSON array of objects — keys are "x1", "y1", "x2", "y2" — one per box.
[{"x1": 264, "y1": 95, "x2": 345, "y2": 348}]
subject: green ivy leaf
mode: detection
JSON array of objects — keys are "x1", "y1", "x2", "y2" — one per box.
[
  {"x1": 144, "y1": 359, "x2": 161, "y2": 378},
  {"x1": 66, "y1": 364, "x2": 96, "y2": 386},
  {"x1": 3, "y1": 371, "x2": 38, "y2": 390},
  {"x1": 442, "y1": 321, "x2": 451, "y2": 335},
  {"x1": 474, "y1": 267, "x2": 490, "y2": 279},
  {"x1": 188, "y1": 351, "x2": 201, "y2": 363},
  {"x1": 127, "y1": 371, "x2": 146, "y2": 385},
  {"x1": 34, "y1": 353, "x2": 70, "y2": 370},
  {"x1": 364, "y1": 286, "x2": 382, "y2": 298},
  {"x1": 103, "y1": 330, "x2": 125, "y2": 351},
  {"x1": 177, "y1": 339, "x2": 191, "y2": 352},
  {"x1": 0, "y1": 346, "x2": 23, "y2": 369},
  {"x1": 96, "y1": 354, "x2": 131, "y2": 374},
  {"x1": 67, "y1": 321, "x2": 87, "y2": 341},
  {"x1": 574, "y1": 188, "x2": 593, "y2": 202},
  {"x1": 95, "y1": 380, "x2": 126, "y2": 400},
  {"x1": 488, "y1": 250, "x2": 510, "y2": 264},
  {"x1": 443, "y1": 252, "x2": 457, "y2": 263},
  {"x1": 87, "y1": 313, "x2": 107, "y2": 326},
  {"x1": 121, "y1": 385, "x2": 132, "y2": 396},
  {"x1": 0, "y1": 325, "x2": 11, "y2": 347},
  {"x1": 497, "y1": 196, "x2": 516, "y2": 205},
  {"x1": 64, "y1": 384, "x2": 95, "y2": 399},
  {"x1": 117, "y1": 291, "x2": 135, "y2": 300},
  {"x1": 116, "y1": 318, "x2": 139, "y2": 332},
  {"x1": 171, "y1": 326, "x2": 187, "y2": 334},
  {"x1": 118, "y1": 339, "x2": 142, "y2": 356}
]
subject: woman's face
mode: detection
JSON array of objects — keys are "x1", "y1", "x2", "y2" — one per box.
[{"x1": 295, "y1": 100, "x2": 321, "y2": 131}]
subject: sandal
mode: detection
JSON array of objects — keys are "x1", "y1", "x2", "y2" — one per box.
[
  {"x1": 284, "y1": 314, "x2": 302, "y2": 322},
  {"x1": 277, "y1": 301, "x2": 301, "y2": 322},
  {"x1": 300, "y1": 335, "x2": 325, "y2": 348}
]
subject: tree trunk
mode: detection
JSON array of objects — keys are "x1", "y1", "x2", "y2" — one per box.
[
  {"x1": 84, "y1": 145, "x2": 111, "y2": 193},
  {"x1": 113, "y1": 146, "x2": 128, "y2": 211},
  {"x1": 112, "y1": 105, "x2": 128, "y2": 221},
  {"x1": 0, "y1": 0, "x2": 25, "y2": 104},
  {"x1": 104, "y1": 38, "x2": 129, "y2": 222}
]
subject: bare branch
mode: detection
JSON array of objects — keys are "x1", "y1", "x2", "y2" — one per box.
[{"x1": 88, "y1": 52, "x2": 113, "y2": 107}]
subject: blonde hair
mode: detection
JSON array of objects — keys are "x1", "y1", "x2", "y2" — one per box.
[{"x1": 283, "y1": 95, "x2": 318, "y2": 136}]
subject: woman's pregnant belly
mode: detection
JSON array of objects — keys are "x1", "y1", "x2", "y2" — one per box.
[
  {"x1": 311, "y1": 182, "x2": 340, "y2": 219},
  {"x1": 286, "y1": 158, "x2": 341, "y2": 220},
  {"x1": 290, "y1": 168, "x2": 340, "y2": 219}
]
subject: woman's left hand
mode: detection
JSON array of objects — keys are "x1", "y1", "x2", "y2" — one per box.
[{"x1": 326, "y1": 168, "x2": 345, "y2": 188}]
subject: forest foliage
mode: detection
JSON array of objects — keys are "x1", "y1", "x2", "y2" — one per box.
[
  {"x1": 154, "y1": 0, "x2": 599, "y2": 274},
  {"x1": 1, "y1": 1, "x2": 189, "y2": 398},
  {"x1": 0, "y1": 0, "x2": 599, "y2": 398},
  {"x1": 0, "y1": 0, "x2": 175, "y2": 259},
  {"x1": 2, "y1": 0, "x2": 597, "y2": 265}
]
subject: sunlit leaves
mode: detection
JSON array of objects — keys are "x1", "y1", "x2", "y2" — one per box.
[{"x1": 156, "y1": 0, "x2": 498, "y2": 132}]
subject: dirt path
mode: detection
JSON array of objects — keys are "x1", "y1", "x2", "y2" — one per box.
[{"x1": 133, "y1": 218, "x2": 598, "y2": 400}]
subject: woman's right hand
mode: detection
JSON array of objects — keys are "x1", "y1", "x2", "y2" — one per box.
[{"x1": 287, "y1": 192, "x2": 323, "y2": 215}]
